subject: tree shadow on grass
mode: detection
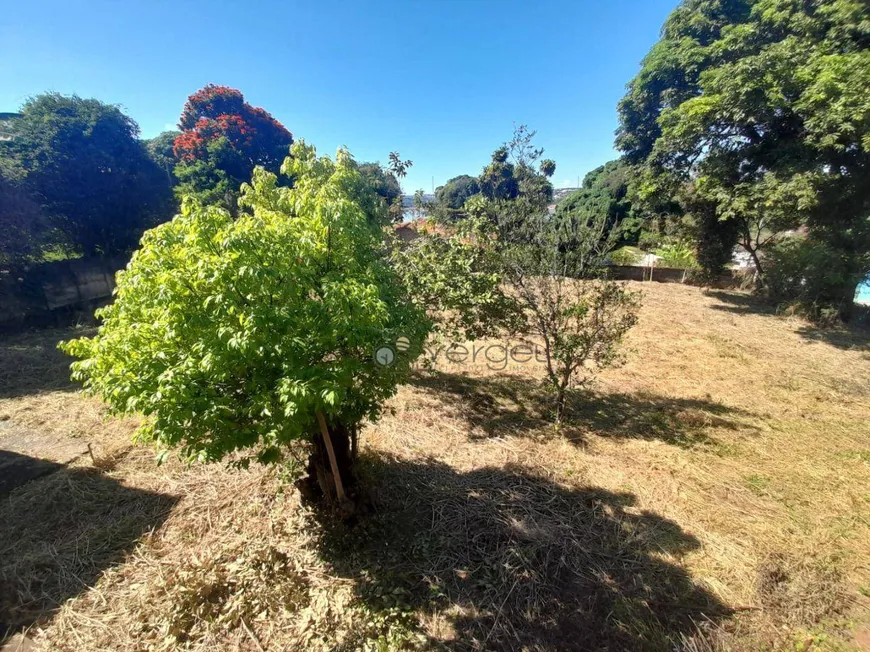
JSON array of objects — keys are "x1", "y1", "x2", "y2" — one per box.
[
  {"x1": 792, "y1": 321, "x2": 870, "y2": 353},
  {"x1": 707, "y1": 290, "x2": 870, "y2": 352},
  {"x1": 411, "y1": 370, "x2": 757, "y2": 448},
  {"x1": 0, "y1": 327, "x2": 90, "y2": 399},
  {"x1": 317, "y1": 455, "x2": 731, "y2": 651},
  {"x1": 0, "y1": 452, "x2": 177, "y2": 641},
  {"x1": 706, "y1": 290, "x2": 778, "y2": 317}
]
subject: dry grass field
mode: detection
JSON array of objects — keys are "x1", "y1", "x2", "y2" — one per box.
[{"x1": 1, "y1": 281, "x2": 869, "y2": 651}]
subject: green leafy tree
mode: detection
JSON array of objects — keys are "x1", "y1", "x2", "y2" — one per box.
[
  {"x1": 5, "y1": 93, "x2": 173, "y2": 257},
  {"x1": 391, "y1": 216, "x2": 524, "y2": 341},
  {"x1": 479, "y1": 125, "x2": 556, "y2": 243},
  {"x1": 554, "y1": 159, "x2": 640, "y2": 255},
  {"x1": 404, "y1": 126, "x2": 640, "y2": 425},
  {"x1": 618, "y1": 0, "x2": 870, "y2": 318},
  {"x1": 432, "y1": 174, "x2": 481, "y2": 222},
  {"x1": 61, "y1": 142, "x2": 431, "y2": 512},
  {"x1": 357, "y1": 162, "x2": 404, "y2": 223},
  {"x1": 173, "y1": 85, "x2": 293, "y2": 214},
  {"x1": 766, "y1": 236, "x2": 860, "y2": 323},
  {"x1": 479, "y1": 147, "x2": 519, "y2": 202},
  {"x1": 145, "y1": 130, "x2": 181, "y2": 188},
  {"x1": 0, "y1": 159, "x2": 44, "y2": 266},
  {"x1": 502, "y1": 209, "x2": 640, "y2": 423}
]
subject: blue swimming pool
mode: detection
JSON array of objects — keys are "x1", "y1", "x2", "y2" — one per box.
[{"x1": 857, "y1": 280, "x2": 870, "y2": 305}]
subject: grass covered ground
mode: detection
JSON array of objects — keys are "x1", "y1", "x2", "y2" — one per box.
[{"x1": 1, "y1": 282, "x2": 869, "y2": 651}]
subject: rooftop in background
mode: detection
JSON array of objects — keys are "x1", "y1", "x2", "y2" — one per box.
[{"x1": 553, "y1": 187, "x2": 579, "y2": 203}]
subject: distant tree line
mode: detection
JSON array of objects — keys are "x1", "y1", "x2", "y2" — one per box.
[
  {"x1": 0, "y1": 84, "x2": 407, "y2": 268},
  {"x1": 0, "y1": 94, "x2": 174, "y2": 264},
  {"x1": 417, "y1": 0, "x2": 869, "y2": 321}
]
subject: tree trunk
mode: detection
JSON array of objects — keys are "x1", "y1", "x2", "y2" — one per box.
[
  {"x1": 830, "y1": 277, "x2": 860, "y2": 323},
  {"x1": 745, "y1": 246, "x2": 765, "y2": 291},
  {"x1": 554, "y1": 386, "x2": 568, "y2": 427},
  {"x1": 296, "y1": 420, "x2": 357, "y2": 516}
]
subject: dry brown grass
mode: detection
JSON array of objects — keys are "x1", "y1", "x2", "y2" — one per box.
[{"x1": 1, "y1": 282, "x2": 869, "y2": 651}]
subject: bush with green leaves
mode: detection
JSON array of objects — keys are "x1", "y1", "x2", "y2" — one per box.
[
  {"x1": 61, "y1": 142, "x2": 431, "y2": 500},
  {"x1": 654, "y1": 242, "x2": 699, "y2": 270},
  {"x1": 609, "y1": 247, "x2": 643, "y2": 266},
  {"x1": 391, "y1": 217, "x2": 524, "y2": 342},
  {"x1": 766, "y1": 237, "x2": 869, "y2": 323}
]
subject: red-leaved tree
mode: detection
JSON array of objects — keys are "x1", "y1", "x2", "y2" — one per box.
[{"x1": 172, "y1": 85, "x2": 293, "y2": 211}]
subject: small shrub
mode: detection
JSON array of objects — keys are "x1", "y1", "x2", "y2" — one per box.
[
  {"x1": 609, "y1": 246, "x2": 643, "y2": 266},
  {"x1": 502, "y1": 215, "x2": 642, "y2": 423},
  {"x1": 654, "y1": 242, "x2": 699, "y2": 269}
]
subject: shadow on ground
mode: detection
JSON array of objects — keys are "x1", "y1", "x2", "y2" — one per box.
[
  {"x1": 707, "y1": 290, "x2": 870, "y2": 352},
  {"x1": 318, "y1": 456, "x2": 730, "y2": 651},
  {"x1": 706, "y1": 290, "x2": 777, "y2": 317},
  {"x1": 0, "y1": 328, "x2": 91, "y2": 399},
  {"x1": 0, "y1": 452, "x2": 177, "y2": 640},
  {"x1": 411, "y1": 370, "x2": 756, "y2": 448}
]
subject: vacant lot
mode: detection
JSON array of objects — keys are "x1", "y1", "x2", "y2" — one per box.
[{"x1": 1, "y1": 282, "x2": 869, "y2": 651}]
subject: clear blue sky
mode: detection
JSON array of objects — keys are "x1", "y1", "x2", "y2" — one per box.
[{"x1": 1, "y1": 0, "x2": 677, "y2": 193}]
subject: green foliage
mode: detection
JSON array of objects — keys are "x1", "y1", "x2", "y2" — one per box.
[
  {"x1": 432, "y1": 175, "x2": 480, "y2": 222},
  {"x1": 609, "y1": 246, "x2": 643, "y2": 266},
  {"x1": 766, "y1": 236, "x2": 868, "y2": 322},
  {"x1": 554, "y1": 159, "x2": 639, "y2": 253},
  {"x1": 391, "y1": 217, "x2": 523, "y2": 341},
  {"x1": 503, "y1": 224, "x2": 641, "y2": 422},
  {"x1": 387, "y1": 152, "x2": 413, "y2": 180},
  {"x1": 479, "y1": 126, "x2": 555, "y2": 244},
  {"x1": 5, "y1": 93, "x2": 173, "y2": 257},
  {"x1": 0, "y1": 161, "x2": 44, "y2": 267},
  {"x1": 144, "y1": 130, "x2": 181, "y2": 187},
  {"x1": 654, "y1": 242, "x2": 699, "y2": 269},
  {"x1": 618, "y1": 0, "x2": 870, "y2": 317},
  {"x1": 479, "y1": 153, "x2": 519, "y2": 202},
  {"x1": 494, "y1": 198, "x2": 640, "y2": 422},
  {"x1": 358, "y1": 162, "x2": 403, "y2": 223},
  {"x1": 173, "y1": 140, "x2": 238, "y2": 212},
  {"x1": 684, "y1": 190, "x2": 740, "y2": 280},
  {"x1": 61, "y1": 142, "x2": 431, "y2": 466}
]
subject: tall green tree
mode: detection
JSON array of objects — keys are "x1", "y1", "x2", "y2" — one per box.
[
  {"x1": 172, "y1": 85, "x2": 293, "y2": 213},
  {"x1": 432, "y1": 174, "x2": 481, "y2": 222},
  {"x1": 554, "y1": 159, "x2": 639, "y2": 254},
  {"x1": 3, "y1": 93, "x2": 173, "y2": 257},
  {"x1": 479, "y1": 125, "x2": 556, "y2": 242},
  {"x1": 618, "y1": 0, "x2": 870, "y2": 318},
  {"x1": 145, "y1": 130, "x2": 181, "y2": 188},
  {"x1": 357, "y1": 162, "x2": 404, "y2": 223}
]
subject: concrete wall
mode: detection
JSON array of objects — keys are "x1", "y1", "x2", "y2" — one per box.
[
  {"x1": 0, "y1": 256, "x2": 127, "y2": 332},
  {"x1": 608, "y1": 265, "x2": 742, "y2": 288}
]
